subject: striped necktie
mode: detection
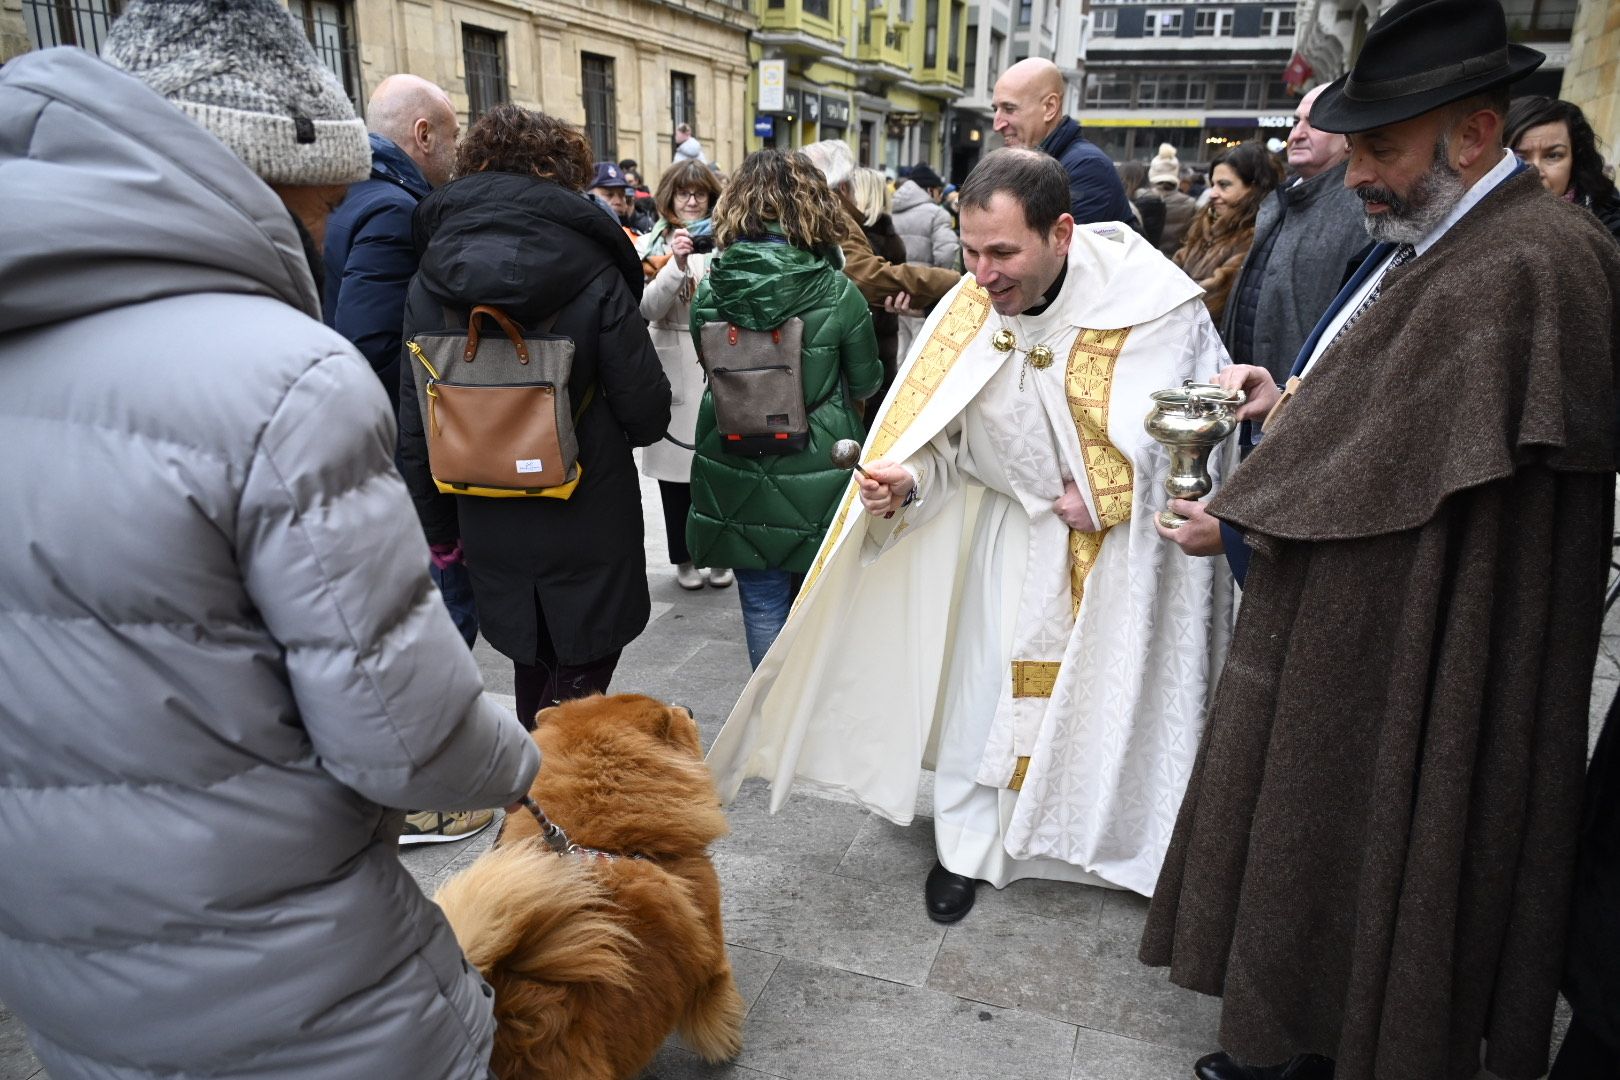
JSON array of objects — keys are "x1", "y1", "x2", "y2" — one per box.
[{"x1": 1326, "y1": 243, "x2": 1416, "y2": 353}]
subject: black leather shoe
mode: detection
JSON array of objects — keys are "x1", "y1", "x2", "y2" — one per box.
[
  {"x1": 924, "y1": 861, "x2": 976, "y2": 923},
  {"x1": 1193, "y1": 1051, "x2": 1335, "y2": 1080}
]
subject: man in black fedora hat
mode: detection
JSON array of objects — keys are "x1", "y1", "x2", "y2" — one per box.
[{"x1": 1141, "y1": 1, "x2": 1620, "y2": 1079}]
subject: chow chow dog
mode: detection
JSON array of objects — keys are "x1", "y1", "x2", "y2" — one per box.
[{"x1": 434, "y1": 693, "x2": 744, "y2": 1080}]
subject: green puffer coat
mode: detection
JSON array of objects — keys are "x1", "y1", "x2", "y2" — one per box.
[{"x1": 688, "y1": 240, "x2": 882, "y2": 572}]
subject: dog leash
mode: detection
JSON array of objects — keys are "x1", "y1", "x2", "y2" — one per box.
[{"x1": 519, "y1": 796, "x2": 647, "y2": 863}]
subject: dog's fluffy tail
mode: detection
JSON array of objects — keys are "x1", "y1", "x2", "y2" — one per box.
[{"x1": 435, "y1": 841, "x2": 635, "y2": 990}]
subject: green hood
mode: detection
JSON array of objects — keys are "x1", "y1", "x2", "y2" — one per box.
[{"x1": 705, "y1": 241, "x2": 845, "y2": 331}]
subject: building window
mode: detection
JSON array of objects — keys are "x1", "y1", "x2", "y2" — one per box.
[
  {"x1": 1503, "y1": 0, "x2": 1576, "y2": 32},
  {"x1": 767, "y1": 0, "x2": 784, "y2": 8},
  {"x1": 1137, "y1": 74, "x2": 1200, "y2": 108},
  {"x1": 948, "y1": 0, "x2": 963, "y2": 71},
  {"x1": 1211, "y1": 75, "x2": 1258, "y2": 109},
  {"x1": 293, "y1": 0, "x2": 361, "y2": 110},
  {"x1": 1260, "y1": 76, "x2": 1293, "y2": 107},
  {"x1": 987, "y1": 30, "x2": 1005, "y2": 87},
  {"x1": 924, "y1": 0, "x2": 939, "y2": 67},
  {"x1": 581, "y1": 53, "x2": 617, "y2": 163},
  {"x1": 671, "y1": 72, "x2": 696, "y2": 147},
  {"x1": 462, "y1": 26, "x2": 508, "y2": 122},
  {"x1": 1194, "y1": 9, "x2": 1233, "y2": 36},
  {"x1": 964, "y1": 25, "x2": 978, "y2": 90},
  {"x1": 1017, "y1": 0, "x2": 1031, "y2": 27},
  {"x1": 1144, "y1": 10, "x2": 1183, "y2": 36},
  {"x1": 22, "y1": 0, "x2": 122, "y2": 52},
  {"x1": 1262, "y1": 8, "x2": 1296, "y2": 35},
  {"x1": 804, "y1": 0, "x2": 830, "y2": 18},
  {"x1": 1092, "y1": 8, "x2": 1117, "y2": 36},
  {"x1": 1083, "y1": 73, "x2": 1132, "y2": 108}
]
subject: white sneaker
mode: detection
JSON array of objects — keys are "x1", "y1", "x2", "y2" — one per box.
[
  {"x1": 675, "y1": 562, "x2": 705, "y2": 590},
  {"x1": 706, "y1": 567, "x2": 734, "y2": 588}
]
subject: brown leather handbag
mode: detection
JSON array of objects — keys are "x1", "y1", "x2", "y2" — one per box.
[{"x1": 407, "y1": 306, "x2": 590, "y2": 499}]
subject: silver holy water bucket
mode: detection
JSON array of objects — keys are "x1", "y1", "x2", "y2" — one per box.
[{"x1": 1143, "y1": 381, "x2": 1244, "y2": 530}]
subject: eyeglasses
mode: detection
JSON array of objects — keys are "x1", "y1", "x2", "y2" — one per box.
[{"x1": 675, "y1": 190, "x2": 708, "y2": 203}]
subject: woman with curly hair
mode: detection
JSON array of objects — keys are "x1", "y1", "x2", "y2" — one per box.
[
  {"x1": 636, "y1": 159, "x2": 731, "y2": 591},
  {"x1": 1507, "y1": 96, "x2": 1620, "y2": 243},
  {"x1": 688, "y1": 149, "x2": 882, "y2": 667},
  {"x1": 1172, "y1": 141, "x2": 1282, "y2": 322},
  {"x1": 397, "y1": 104, "x2": 671, "y2": 726}
]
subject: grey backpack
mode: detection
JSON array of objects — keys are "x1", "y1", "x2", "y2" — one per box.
[{"x1": 696, "y1": 317, "x2": 835, "y2": 456}]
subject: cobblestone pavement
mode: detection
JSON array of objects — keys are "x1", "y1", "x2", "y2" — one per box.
[{"x1": 3, "y1": 469, "x2": 1610, "y2": 1079}]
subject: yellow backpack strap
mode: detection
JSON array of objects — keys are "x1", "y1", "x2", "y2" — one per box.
[{"x1": 406, "y1": 341, "x2": 443, "y2": 435}]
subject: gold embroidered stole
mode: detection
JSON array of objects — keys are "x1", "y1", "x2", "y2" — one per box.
[
  {"x1": 794, "y1": 283, "x2": 993, "y2": 607},
  {"x1": 1064, "y1": 327, "x2": 1134, "y2": 615}
]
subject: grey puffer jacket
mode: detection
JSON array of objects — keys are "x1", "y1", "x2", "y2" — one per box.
[
  {"x1": 0, "y1": 48, "x2": 539, "y2": 1079},
  {"x1": 890, "y1": 180, "x2": 959, "y2": 268}
]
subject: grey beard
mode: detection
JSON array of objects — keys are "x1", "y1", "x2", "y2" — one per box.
[{"x1": 1358, "y1": 139, "x2": 1468, "y2": 246}]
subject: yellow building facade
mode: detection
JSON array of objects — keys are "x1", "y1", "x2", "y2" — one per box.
[
  {"x1": 749, "y1": 0, "x2": 967, "y2": 173},
  {"x1": 3, "y1": 0, "x2": 756, "y2": 187}
]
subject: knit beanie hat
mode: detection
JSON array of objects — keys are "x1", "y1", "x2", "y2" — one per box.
[
  {"x1": 104, "y1": 0, "x2": 371, "y2": 186},
  {"x1": 1147, "y1": 143, "x2": 1182, "y2": 186}
]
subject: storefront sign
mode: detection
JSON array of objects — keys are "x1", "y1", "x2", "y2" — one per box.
[
  {"x1": 1257, "y1": 115, "x2": 1295, "y2": 128},
  {"x1": 783, "y1": 88, "x2": 801, "y2": 117},
  {"x1": 804, "y1": 94, "x2": 821, "y2": 122},
  {"x1": 755, "y1": 115, "x2": 776, "y2": 138},
  {"x1": 1085, "y1": 117, "x2": 1201, "y2": 129},
  {"x1": 822, "y1": 96, "x2": 851, "y2": 127},
  {"x1": 758, "y1": 59, "x2": 786, "y2": 112}
]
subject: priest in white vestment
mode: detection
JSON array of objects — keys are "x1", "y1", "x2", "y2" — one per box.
[{"x1": 706, "y1": 149, "x2": 1235, "y2": 920}]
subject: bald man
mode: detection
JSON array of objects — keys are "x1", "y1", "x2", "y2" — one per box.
[
  {"x1": 323, "y1": 74, "x2": 459, "y2": 414},
  {"x1": 1220, "y1": 84, "x2": 1368, "y2": 384},
  {"x1": 991, "y1": 58, "x2": 1131, "y2": 225}
]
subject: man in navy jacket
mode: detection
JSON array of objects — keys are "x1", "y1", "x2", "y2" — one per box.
[
  {"x1": 323, "y1": 75, "x2": 458, "y2": 417},
  {"x1": 323, "y1": 76, "x2": 482, "y2": 663},
  {"x1": 991, "y1": 57, "x2": 1131, "y2": 226}
]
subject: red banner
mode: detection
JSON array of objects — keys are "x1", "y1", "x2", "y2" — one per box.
[{"x1": 1283, "y1": 53, "x2": 1314, "y2": 93}]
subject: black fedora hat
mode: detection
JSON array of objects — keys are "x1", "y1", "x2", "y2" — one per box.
[{"x1": 1310, "y1": 0, "x2": 1544, "y2": 135}]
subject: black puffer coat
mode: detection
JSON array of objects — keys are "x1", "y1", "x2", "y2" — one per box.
[{"x1": 398, "y1": 171, "x2": 671, "y2": 666}]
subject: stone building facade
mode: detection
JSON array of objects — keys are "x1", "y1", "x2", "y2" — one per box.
[{"x1": 1561, "y1": 0, "x2": 1620, "y2": 162}]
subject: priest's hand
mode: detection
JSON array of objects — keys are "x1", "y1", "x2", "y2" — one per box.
[
  {"x1": 1155, "y1": 499, "x2": 1226, "y2": 556},
  {"x1": 1216, "y1": 364, "x2": 1279, "y2": 422},
  {"x1": 856, "y1": 460, "x2": 914, "y2": 516},
  {"x1": 1052, "y1": 479, "x2": 1098, "y2": 532}
]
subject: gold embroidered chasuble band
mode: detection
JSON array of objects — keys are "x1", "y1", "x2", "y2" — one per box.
[{"x1": 1011, "y1": 660, "x2": 1061, "y2": 698}]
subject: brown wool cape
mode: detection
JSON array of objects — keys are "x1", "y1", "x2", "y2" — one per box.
[{"x1": 1140, "y1": 170, "x2": 1620, "y2": 1080}]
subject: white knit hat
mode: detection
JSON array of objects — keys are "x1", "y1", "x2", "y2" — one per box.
[
  {"x1": 1147, "y1": 143, "x2": 1182, "y2": 186},
  {"x1": 104, "y1": 0, "x2": 371, "y2": 186}
]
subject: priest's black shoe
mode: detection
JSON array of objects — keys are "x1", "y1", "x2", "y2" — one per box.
[
  {"x1": 1193, "y1": 1051, "x2": 1335, "y2": 1080},
  {"x1": 924, "y1": 861, "x2": 976, "y2": 923}
]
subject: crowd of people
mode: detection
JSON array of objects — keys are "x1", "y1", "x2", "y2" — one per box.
[{"x1": 2, "y1": 0, "x2": 1620, "y2": 1077}]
